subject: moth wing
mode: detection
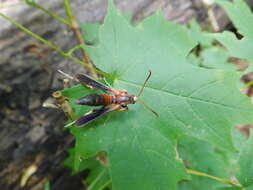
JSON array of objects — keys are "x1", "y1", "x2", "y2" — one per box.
[
  {"x1": 75, "y1": 105, "x2": 120, "y2": 127},
  {"x1": 76, "y1": 73, "x2": 115, "y2": 93}
]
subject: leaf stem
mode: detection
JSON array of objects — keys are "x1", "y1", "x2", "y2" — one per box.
[
  {"x1": 0, "y1": 13, "x2": 111, "y2": 79},
  {"x1": 63, "y1": 0, "x2": 97, "y2": 78},
  {"x1": 97, "y1": 180, "x2": 112, "y2": 190},
  {"x1": 67, "y1": 44, "x2": 84, "y2": 56},
  {"x1": 87, "y1": 168, "x2": 110, "y2": 190},
  {"x1": 25, "y1": 0, "x2": 71, "y2": 27},
  {"x1": 187, "y1": 169, "x2": 242, "y2": 187}
]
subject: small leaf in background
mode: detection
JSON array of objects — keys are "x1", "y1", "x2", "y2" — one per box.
[
  {"x1": 188, "y1": 20, "x2": 214, "y2": 47},
  {"x1": 64, "y1": 149, "x2": 110, "y2": 190},
  {"x1": 214, "y1": 0, "x2": 253, "y2": 65},
  {"x1": 201, "y1": 47, "x2": 238, "y2": 71},
  {"x1": 80, "y1": 23, "x2": 100, "y2": 45},
  {"x1": 187, "y1": 20, "x2": 238, "y2": 71}
]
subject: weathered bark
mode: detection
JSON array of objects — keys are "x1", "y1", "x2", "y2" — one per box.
[{"x1": 0, "y1": 0, "x2": 251, "y2": 189}]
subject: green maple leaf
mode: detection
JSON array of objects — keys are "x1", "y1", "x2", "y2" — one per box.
[
  {"x1": 81, "y1": 23, "x2": 100, "y2": 45},
  {"x1": 187, "y1": 20, "x2": 237, "y2": 71},
  {"x1": 63, "y1": 1, "x2": 253, "y2": 189}
]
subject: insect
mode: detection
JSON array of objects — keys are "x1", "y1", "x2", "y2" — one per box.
[{"x1": 75, "y1": 71, "x2": 159, "y2": 126}]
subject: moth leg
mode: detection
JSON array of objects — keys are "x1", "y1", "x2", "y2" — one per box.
[
  {"x1": 117, "y1": 105, "x2": 128, "y2": 112},
  {"x1": 103, "y1": 78, "x2": 113, "y2": 89},
  {"x1": 103, "y1": 105, "x2": 125, "y2": 125},
  {"x1": 91, "y1": 106, "x2": 106, "y2": 113},
  {"x1": 103, "y1": 105, "x2": 128, "y2": 126}
]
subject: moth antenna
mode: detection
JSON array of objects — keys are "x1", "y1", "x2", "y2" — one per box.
[
  {"x1": 137, "y1": 99, "x2": 159, "y2": 118},
  {"x1": 57, "y1": 70, "x2": 78, "y2": 82},
  {"x1": 64, "y1": 120, "x2": 76, "y2": 128},
  {"x1": 136, "y1": 70, "x2": 152, "y2": 97}
]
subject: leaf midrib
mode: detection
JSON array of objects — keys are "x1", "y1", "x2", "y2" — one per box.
[{"x1": 118, "y1": 79, "x2": 253, "y2": 113}]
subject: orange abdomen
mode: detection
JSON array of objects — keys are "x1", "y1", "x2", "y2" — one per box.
[
  {"x1": 77, "y1": 94, "x2": 113, "y2": 106},
  {"x1": 100, "y1": 94, "x2": 113, "y2": 105}
]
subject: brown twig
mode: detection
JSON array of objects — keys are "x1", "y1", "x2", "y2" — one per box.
[
  {"x1": 52, "y1": 91, "x2": 75, "y2": 120},
  {"x1": 64, "y1": 0, "x2": 97, "y2": 78}
]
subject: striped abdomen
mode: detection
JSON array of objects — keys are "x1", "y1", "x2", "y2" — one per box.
[{"x1": 76, "y1": 94, "x2": 113, "y2": 106}]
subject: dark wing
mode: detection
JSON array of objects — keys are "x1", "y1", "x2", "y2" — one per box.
[
  {"x1": 76, "y1": 73, "x2": 115, "y2": 93},
  {"x1": 75, "y1": 105, "x2": 120, "y2": 127}
]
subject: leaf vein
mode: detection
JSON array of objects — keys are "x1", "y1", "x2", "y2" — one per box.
[
  {"x1": 185, "y1": 98, "x2": 228, "y2": 146},
  {"x1": 119, "y1": 79, "x2": 252, "y2": 113}
]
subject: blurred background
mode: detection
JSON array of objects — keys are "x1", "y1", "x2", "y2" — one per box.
[{"x1": 1, "y1": 0, "x2": 253, "y2": 189}]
